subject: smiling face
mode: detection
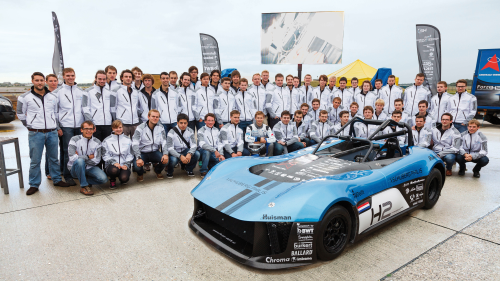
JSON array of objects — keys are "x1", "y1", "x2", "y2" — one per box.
[
  {"x1": 301, "y1": 106, "x2": 309, "y2": 116},
  {"x1": 275, "y1": 77, "x2": 284, "y2": 87},
  {"x1": 319, "y1": 113, "x2": 328, "y2": 123},
  {"x1": 148, "y1": 111, "x2": 160, "y2": 125},
  {"x1": 286, "y1": 76, "x2": 293, "y2": 87},
  {"x1": 294, "y1": 113, "x2": 303, "y2": 123},
  {"x1": 64, "y1": 71, "x2": 75, "y2": 86},
  {"x1": 32, "y1": 75, "x2": 45, "y2": 91},
  {"x1": 96, "y1": 74, "x2": 106, "y2": 88},
  {"x1": 252, "y1": 74, "x2": 260, "y2": 86},
  {"x1": 261, "y1": 72, "x2": 269, "y2": 82},
  {"x1": 133, "y1": 70, "x2": 142, "y2": 82},
  {"x1": 239, "y1": 81, "x2": 248, "y2": 91},
  {"x1": 281, "y1": 114, "x2": 290, "y2": 125},
  {"x1": 81, "y1": 123, "x2": 95, "y2": 138},
  {"x1": 182, "y1": 75, "x2": 190, "y2": 87},
  {"x1": 169, "y1": 74, "x2": 177, "y2": 86},
  {"x1": 205, "y1": 115, "x2": 215, "y2": 128},
  {"x1": 468, "y1": 123, "x2": 479, "y2": 134},
  {"x1": 161, "y1": 74, "x2": 169, "y2": 87},
  {"x1": 113, "y1": 124, "x2": 123, "y2": 135},
  {"x1": 255, "y1": 114, "x2": 264, "y2": 126},
  {"x1": 333, "y1": 99, "x2": 341, "y2": 109},
  {"x1": 312, "y1": 101, "x2": 320, "y2": 111}
]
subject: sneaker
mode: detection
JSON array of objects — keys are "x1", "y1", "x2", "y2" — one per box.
[
  {"x1": 156, "y1": 173, "x2": 164, "y2": 179},
  {"x1": 137, "y1": 175, "x2": 144, "y2": 182},
  {"x1": 26, "y1": 187, "x2": 39, "y2": 195},
  {"x1": 166, "y1": 173, "x2": 173, "y2": 178},
  {"x1": 187, "y1": 171, "x2": 194, "y2": 177},
  {"x1": 199, "y1": 161, "x2": 202, "y2": 167},
  {"x1": 144, "y1": 163, "x2": 151, "y2": 172},
  {"x1": 446, "y1": 170, "x2": 452, "y2": 176},
  {"x1": 458, "y1": 169, "x2": 465, "y2": 176},
  {"x1": 175, "y1": 163, "x2": 180, "y2": 168},
  {"x1": 46, "y1": 175, "x2": 52, "y2": 180},
  {"x1": 109, "y1": 181, "x2": 117, "y2": 190},
  {"x1": 54, "y1": 181, "x2": 71, "y2": 187},
  {"x1": 473, "y1": 171, "x2": 480, "y2": 178},
  {"x1": 65, "y1": 178, "x2": 77, "y2": 186},
  {"x1": 200, "y1": 172, "x2": 207, "y2": 178},
  {"x1": 80, "y1": 186, "x2": 94, "y2": 196}
]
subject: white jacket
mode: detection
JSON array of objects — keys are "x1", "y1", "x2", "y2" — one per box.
[
  {"x1": 459, "y1": 130, "x2": 487, "y2": 160},
  {"x1": 113, "y1": 85, "x2": 142, "y2": 125},
  {"x1": 412, "y1": 127, "x2": 432, "y2": 148},
  {"x1": 448, "y1": 91, "x2": 477, "y2": 124},
  {"x1": 166, "y1": 125, "x2": 197, "y2": 157},
  {"x1": 55, "y1": 84, "x2": 86, "y2": 128},
  {"x1": 349, "y1": 87, "x2": 361, "y2": 100},
  {"x1": 216, "y1": 88, "x2": 237, "y2": 124},
  {"x1": 266, "y1": 86, "x2": 292, "y2": 119},
  {"x1": 16, "y1": 87, "x2": 59, "y2": 130},
  {"x1": 403, "y1": 84, "x2": 431, "y2": 116},
  {"x1": 220, "y1": 123, "x2": 244, "y2": 152},
  {"x1": 354, "y1": 121, "x2": 380, "y2": 139},
  {"x1": 106, "y1": 80, "x2": 121, "y2": 92},
  {"x1": 327, "y1": 105, "x2": 346, "y2": 125},
  {"x1": 332, "y1": 88, "x2": 353, "y2": 109},
  {"x1": 372, "y1": 88, "x2": 383, "y2": 100},
  {"x1": 102, "y1": 133, "x2": 134, "y2": 169},
  {"x1": 131, "y1": 121, "x2": 168, "y2": 157},
  {"x1": 409, "y1": 113, "x2": 436, "y2": 130},
  {"x1": 193, "y1": 86, "x2": 219, "y2": 121},
  {"x1": 311, "y1": 86, "x2": 332, "y2": 110},
  {"x1": 431, "y1": 125, "x2": 462, "y2": 156},
  {"x1": 177, "y1": 86, "x2": 197, "y2": 122},
  {"x1": 189, "y1": 79, "x2": 201, "y2": 92},
  {"x1": 197, "y1": 125, "x2": 223, "y2": 153},
  {"x1": 138, "y1": 88, "x2": 156, "y2": 122},
  {"x1": 152, "y1": 87, "x2": 183, "y2": 125},
  {"x1": 290, "y1": 87, "x2": 305, "y2": 114},
  {"x1": 334, "y1": 123, "x2": 351, "y2": 137},
  {"x1": 354, "y1": 91, "x2": 378, "y2": 112},
  {"x1": 234, "y1": 90, "x2": 257, "y2": 122},
  {"x1": 380, "y1": 84, "x2": 403, "y2": 114},
  {"x1": 84, "y1": 84, "x2": 115, "y2": 126},
  {"x1": 295, "y1": 121, "x2": 309, "y2": 140},
  {"x1": 307, "y1": 108, "x2": 322, "y2": 123},
  {"x1": 67, "y1": 135, "x2": 102, "y2": 170},
  {"x1": 300, "y1": 84, "x2": 314, "y2": 108},
  {"x1": 132, "y1": 81, "x2": 144, "y2": 92},
  {"x1": 249, "y1": 84, "x2": 268, "y2": 115},
  {"x1": 245, "y1": 123, "x2": 276, "y2": 144},
  {"x1": 310, "y1": 120, "x2": 336, "y2": 143},
  {"x1": 273, "y1": 121, "x2": 299, "y2": 145},
  {"x1": 373, "y1": 111, "x2": 388, "y2": 121},
  {"x1": 429, "y1": 92, "x2": 451, "y2": 123}
]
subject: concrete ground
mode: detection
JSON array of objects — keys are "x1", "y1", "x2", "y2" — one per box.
[{"x1": 0, "y1": 120, "x2": 498, "y2": 280}]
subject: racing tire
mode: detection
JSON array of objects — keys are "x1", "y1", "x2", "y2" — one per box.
[
  {"x1": 423, "y1": 168, "x2": 443, "y2": 209},
  {"x1": 316, "y1": 205, "x2": 352, "y2": 261}
]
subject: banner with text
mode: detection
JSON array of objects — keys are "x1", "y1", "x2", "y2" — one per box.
[
  {"x1": 199, "y1": 33, "x2": 221, "y2": 73},
  {"x1": 51, "y1": 11, "x2": 64, "y2": 85},
  {"x1": 416, "y1": 24, "x2": 441, "y2": 95},
  {"x1": 472, "y1": 49, "x2": 500, "y2": 109}
]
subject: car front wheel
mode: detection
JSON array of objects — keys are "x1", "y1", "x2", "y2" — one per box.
[
  {"x1": 423, "y1": 168, "x2": 443, "y2": 209},
  {"x1": 316, "y1": 205, "x2": 352, "y2": 261}
]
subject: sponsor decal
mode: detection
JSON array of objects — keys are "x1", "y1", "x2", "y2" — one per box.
[
  {"x1": 268, "y1": 202, "x2": 275, "y2": 208},
  {"x1": 266, "y1": 257, "x2": 290, "y2": 263},
  {"x1": 481, "y1": 54, "x2": 500, "y2": 72},
  {"x1": 262, "y1": 214, "x2": 291, "y2": 220},
  {"x1": 297, "y1": 223, "x2": 314, "y2": 235},
  {"x1": 212, "y1": 229, "x2": 236, "y2": 245},
  {"x1": 416, "y1": 183, "x2": 424, "y2": 192},
  {"x1": 358, "y1": 201, "x2": 370, "y2": 213},
  {"x1": 291, "y1": 250, "x2": 313, "y2": 256},
  {"x1": 294, "y1": 242, "x2": 313, "y2": 250},
  {"x1": 370, "y1": 201, "x2": 392, "y2": 226},
  {"x1": 389, "y1": 168, "x2": 423, "y2": 183},
  {"x1": 352, "y1": 190, "x2": 365, "y2": 198},
  {"x1": 298, "y1": 235, "x2": 313, "y2": 241}
]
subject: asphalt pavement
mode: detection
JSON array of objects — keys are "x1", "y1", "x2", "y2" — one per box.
[{"x1": 0, "y1": 120, "x2": 498, "y2": 280}]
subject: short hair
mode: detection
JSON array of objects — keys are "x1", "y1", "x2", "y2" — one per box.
[
  {"x1": 169, "y1": 71, "x2": 178, "y2": 77},
  {"x1": 200, "y1": 72, "x2": 209, "y2": 80},
  {"x1": 94, "y1": 70, "x2": 106, "y2": 79},
  {"x1": 456, "y1": 79, "x2": 467, "y2": 86},
  {"x1": 351, "y1": 77, "x2": 358, "y2": 82},
  {"x1": 63, "y1": 68, "x2": 75, "y2": 75},
  {"x1": 210, "y1": 70, "x2": 221, "y2": 77},
  {"x1": 339, "y1": 110, "x2": 349, "y2": 118},
  {"x1": 105, "y1": 65, "x2": 117, "y2": 74},
  {"x1": 286, "y1": 74, "x2": 294, "y2": 80},
  {"x1": 415, "y1": 114, "x2": 426, "y2": 121},
  {"x1": 142, "y1": 74, "x2": 155, "y2": 84},
  {"x1": 160, "y1": 72, "x2": 169, "y2": 78},
  {"x1": 339, "y1": 77, "x2": 347, "y2": 83},
  {"x1": 230, "y1": 110, "x2": 240, "y2": 117},
  {"x1": 375, "y1": 98, "x2": 385, "y2": 106},
  {"x1": 261, "y1": 70, "x2": 269, "y2": 75},
  {"x1": 392, "y1": 110, "x2": 402, "y2": 117},
  {"x1": 300, "y1": 103, "x2": 310, "y2": 109},
  {"x1": 188, "y1": 66, "x2": 198, "y2": 73},
  {"x1": 468, "y1": 119, "x2": 480, "y2": 127},
  {"x1": 240, "y1": 78, "x2": 248, "y2": 84},
  {"x1": 363, "y1": 106, "x2": 374, "y2": 113},
  {"x1": 80, "y1": 120, "x2": 95, "y2": 130},
  {"x1": 320, "y1": 110, "x2": 328, "y2": 116},
  {"x1": 231, "y1": 70, "x2": 241, "y2": 78},
  {"x1": 388, "y1": 75, "x2": 396, "y2": 79},
  {"x1": 329, "y1": 75, "x2": 337, "y2": 81},
  {"x1": 111, "y1": 119, "x2": 123, "y2": 129},
  {"x1": 180, "y1": 72, "x2": 190, "y2": 81},
  {"x1": 177, "y1": 113, "x2": 189, "y2": 122},
  {"x1": 275, "y1": 73, "x2": 284, "y2": 79},
  {"x1": 294, "y1": 110, "x2": 303, "y2": 116},
  {"x1": 148, "y1": 109, "x2": 160, "y2": 117},
  {"x1": 333, "y1": 97, "x2": 342, "y2": 102},
  {"x1": 221, "y1": 77, "x2": 231, "y2": 83},
  {"x1": 304, "y1": 74, "x2": 312, "y2": 78},
  {"x1": 319, "y1": 75, "x2": 328, "y2": 82},
  {"x1": 418, "y1": 100, "x2": 429, "y2": 107},
  {"x1": 255, "y1": 111, "x2": 265, "y2": 118},
  {"x1": 46, "y1": 73, "x2": 58, "y2": 81},
  {"x1": 281, "y1": 110, "x2": 291, "y2": 118},
  {"x1": 375, "y1": 79, "x2": 383, "y2": 84},
  {"x1": 205, "y1": 113, "x2": 216, "y2": 121},
  {"x1": 394, "y1": 98, "x2": 404, "y2": 105},
  {"x1": 312, "y1": 98, "x2": 320, "y2": 105},
  {"x1": 120, "y1": 69, "x2": 134, "y2": 82},
  {"x1": 350, "y1": 102, "x2": 359, "y2": 108},
  {"x1": 293, "y1": 76, "x2": 300, "y2": 81},
  {"x1": 416, "y1": 73, "x2": 425, "y2": 78},
  {"x1": 131, "y1": 67, "x2": 143, "y2": 74},
  {"x1": 437, "y1": 81, "x2": 448, "y2": 87},
  {"x1": 362, "y1": 80, "x2": 372, "y2": 90},
  {"x1": 441, "y1": 112, "x2": 453, "y2": 121},
  {"x1": 252, "y1": 73, "x2": 261, "y2": 79}
]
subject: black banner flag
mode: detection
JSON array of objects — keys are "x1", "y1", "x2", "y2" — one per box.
[
  {"x1": 199, "y1": 33, "x2": 221, "y2": 73},
  {"x1": 416, "y1": 24, "x2": 441, "y2": 95},
  {"x1": 52, "y1": 11, "x2": 64, "y2": 85}
]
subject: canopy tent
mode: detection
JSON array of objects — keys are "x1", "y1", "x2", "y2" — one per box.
[
  {"x1": 371, "y1": 68, "x2": 398, "y2": 87},
  {"x1": 327, "y1": 60, "x2": 398, "y2": 87},
  {"x1": 221, "y1": 68, "x2": 237, "y2": 78}
]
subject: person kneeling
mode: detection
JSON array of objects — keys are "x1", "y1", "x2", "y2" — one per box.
[
  {"x1": 198, "y1": 113, "x2": 225, "y2": 177},
  {"x1": 102, "y1": 120, "x2": 134, "y2": 189},
  {"x1": 245, "y1": 111, "x2": 276, "y2": 156},
  {"x1": 273, "y1": 111, "x2": 304, "y2": 155},
  {"x1": 166, "y1": 113, "x2": 200, "y2": 177},
  {"x1": 220, "y1": 110, "x2": 250, "y2": 158},
  {"x1": 132, "y1": 110, "x2": 169, "y2": 181},
  {"x1": 456, "y1": 119, "x2": 489, "y2": 178},
  {"x1": 67, "y1": 121, "x2": 108, "y2": 196}
]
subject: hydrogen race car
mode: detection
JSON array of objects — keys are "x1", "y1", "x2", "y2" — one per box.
[{"x1": 189, "y1": 117, "x2": 446, "y2": 269}]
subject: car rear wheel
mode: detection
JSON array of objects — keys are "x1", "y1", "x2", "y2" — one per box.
[
  {"x1": 316, "y1": 205, "x2": 352, "y2": 261},
  {"x1": 423, "y1": 168, "x2": 443, "y2": 209}
]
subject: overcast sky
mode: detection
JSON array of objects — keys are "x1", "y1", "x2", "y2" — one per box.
[{"x1": 1, "y1": 0, "x2": 498, "y2": 83}]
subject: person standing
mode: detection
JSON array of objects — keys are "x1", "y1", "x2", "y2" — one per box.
[
  {"x1": 327, "y1": 75, "x2": 338, "y2": 95},
  {"x1": 209, "y1": 70, "x2": 221, "y2": 93},
  {"x1": 230, "y1": 70, "x2": 241, "y2": 92},
  {"x1": 431, "y1": 113, "x2": 462, "y2": 176},
  {"x1": 131, "y1": 66, "x2": 144, "y2": 91},
  {"x1": 194, "y1": 72, "x2": 219, "y2": 130},
  {"x1": 309, "y1": 110, "x2": 336, "y2": 145},
  {"x1": 273, "y1": 111, "x2": 304, "y2": 155},
  {"x1": 300, "y1": 74, "x2": 314, "y2": 108},
  {"x1": 333, "y1": 77, "x2": 353, "y2": 109},
  {"x1": 412, "y1": 115, "x2": 432, "y2": 148},
  {"x1": 138, "y1": 74, "x2": 156, "y2": 123},
  {"x1": 291, "y1": 76, "x2": 305, "y2": 115},
  {"x1": 102, "y1": 120, "x2": 134, "y2": 189},
  {"x1": 198, "y1": 113, "x2": 224, "y2": 177},
  {"x1": 166, "y1": 114, "x2": 200, "y2": 177},
  {"x1": 84, "y1": 70, "x2": 115, "y2": 142},
  {"x1": 67, "y1": 121, "x2": 108, "y2": 196},
  {"x1": 105, "y1": 65, "x2": 121, "y2": 91},
  {"x1": 177, "y1": 72, "x2": 197, "y2": 131},
  {"x1": 354, "y1": 81, "x2": 377, "y2": 111},
  {"x1": 234, "y1": 78, "x2": 256, "y2": 131},
  {"x1": 312, "y1": 75, "x2": 330, "y2": 110},
  {"x1": 220, "y1": 110, "x2": 249, "y2": 158},
  {"x1": 403, "y1": 73, "x2": 431, "y2": 117},
  {"x1": 216, "y1": 77, "x2": 237, "y2": 128},
  {"x1": 266, "y1": 73, "x2": 291, "y2": 128},
  {"x1": 113, "y1": 69, "x2": 142, "y2": 139},
  {"x1": 152, "y1": 72, "x2": 182, "y2": 134},
  {"x1": 17, "y1": 72, "x2": 71, "y2": 195},
  {"x1": 188, "y1": 66, "x2": 201, "y2": 91},
  {"x1": 249, "y1": 73, "x2": 268, "y2": 120},
  {"x1": 372, "y1": 79, "x2": 383, "y2": 99},
  {"x1": 448, "y1": 79, "x2": 477, "y2": 134},
  {"x1": 349, "y1": 77, "x2": 361, "y2": 99},
  {"x1": 327, "y1": 97, "x2": 345, "y2": 125},
  {"x1": 44, "y1": 74, "x2": 61, "y2": 180},
  {"x1": 429, "y1": 81, "x2": 451, "y2": 126},
  {"x1": 409, "y1": 100, "x2": 436, "y2": 130},
  {"x1": 169, "y1": 71, "x2": 179, "y2": 91},
  {"x1": 380, "y1": 75, "x2": 403, "y2": 114},
  {"x1": 260, "y1": 70, "x2": 275, "y2": 93},
  {"x1": 456, "y1": 119, "x2": 488, "y2": 178}
]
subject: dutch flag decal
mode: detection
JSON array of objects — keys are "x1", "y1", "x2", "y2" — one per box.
[{"x1": 357, "y1": 202, "x2": 370, "y2": 213}]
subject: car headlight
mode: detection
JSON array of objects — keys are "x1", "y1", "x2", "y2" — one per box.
[{"x1": 0, "y1": 99, "x2": 12, "y2": 107}]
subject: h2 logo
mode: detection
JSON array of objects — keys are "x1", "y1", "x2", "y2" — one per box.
[{"x1": 370, "y1": 201, "x2": 392, "y2": 226}]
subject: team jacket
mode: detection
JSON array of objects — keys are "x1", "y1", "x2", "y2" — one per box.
[
  {"x1": 403, "y1": 84, "x2": 431, "y2": 116},
  {"x1": 382, "y1": 125, "x2": 407, "y2": 145},
  {"x1": 372, "y1": 88, "x2": 383, "y2": 100},
  {"x1": 273, "y1": 121, "x2": 299, "y2": 145},
  {"x1": 220, "y1": 123, "x2": 244, "y2": 152},
  {"x1": 177, "y1": 86, "x2": 197, "y2": 122},
  {"x1": 113, "y1": 85, "x2": 142, "y2": 125},
  {"x1": 300, "y1": 84, "x2": 314, "y2": 108},
  {"x1": 166, "y1": 125, "x2": 197, "y2": 157},
  {"x1": 349, "y1": 87, "x2": 361, "y2": 100},
  {"x1": 152, "y1": 87, "x2": 183, "y2": 125},
  {"x1": 409, "y1": 112, "x2": 436, "y2": 130},
  {"x1": 429, "y1": 92, "x2": 451, "y2": 123},
  {"x1": 55, "y1": 83, "x2": 86, "y2": 128},
  {"x1": 17, "y1": 87, "x2": 59, "y2": 130},
  {"x1": 169, "y1": 84, "x2": 180, "y2": 91},
  {"x1": 106, "y1": 80, "x2": 121, "y2": 91},
  {"x1": 234, "y1": 90, "x2": 257, "y2": 122},
  {"x1": 459, "y1": 130, "x2": 487, "y2": 160},
  {"x1": 133, "y1": 81, "x2": 144, "y2": 91},
  {"x1": 448, "y1": 91, "x2": 477, "y2": 124},
  {"x1": 197, "y1": 125, "x2": 223, "y2": 153},
  {"x1": 431, "y1": 125, "x2": 462, "y2": 157},
  {"x1": 307, "y1": 108, "x2": 321, "y2": 123},
  {"x1": 248, "y1": 84, "x2": 268, "y2": 115},
  {"x1": 138, "y1": 87, "x2": 156, "y2": 122},
  {"x1": 354, "y1": 91, "x2": 377, "y2": 112},
  {"x1": 354, "y1": 120, "x2": 380, "y2": 139},
  {"x1": 334, "y1": 123, "x2": 351, "y2": 136},
  {"x1": 333, "y1": 88, "x2": 353, "y2": 109},
  {"x1": 373, "y1": 111, "x2": 388, "y2": 121},
  {"x1": 290, "y1": 87, "x2": 305, "y2": 113},
  {"x1": 194, "y1": 86, "x2": 219, "y2": 121},
  {"x1": 102, "y1": 133, "x2": 134, "y2": 169},
  {"x1": 216, "y1": 88, "x2": 237, "y2": 124},
  {"x1": 412, "y1": 127, "x2": 432, "y2": 148},
  {"x1": 209, "y1": 82, "x2": 220, "y2": 94},
  {"x1": 245, "y1": 122, "x2": 276, "y2": 144},
  {"x1": 266, "y1": 86, "x2": 292, "y2": 119},
  {"x1": 310, "y1": 120, "x2": 336, "y2": 143},
  {"x1": 311, "y1": 86, "x2": 332, "y2": 110},
  {"x1": 380, "y1": 84, "x2": 403, "y2": 114},
  {"x1": 67, "y1": 135, "x2": 102, "y2": 170},
  {"x1": 84, "y1": 84, "x2": 115, "y2": 126},
  {"x1": 189, "y1": 79, "x2": 201, "y2": 91},
  {"x1": 131, "y1": 121, "x2": 168, "y2": 158},
  {"x1": 327, "y1": 105, "x2": 346, "y2": 125},
  {"x1": 349, "y1": 111, "x2": 364, "y2": 120},
  {"x1": 295, "y1": 121, "x2": 309, "y2": 140}
]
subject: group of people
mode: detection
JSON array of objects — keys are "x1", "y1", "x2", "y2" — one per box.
[{"x1": 17, "y1": 66, "x2": 488, "y2": 196}]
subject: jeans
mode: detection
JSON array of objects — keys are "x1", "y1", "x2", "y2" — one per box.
[
  {"x1": 309, "y1": 139, "x2": 318, "y2": 146},
  {"x1": 28, "y1": 130, "x2": 62, "y2": 187},
  {"x1": 70, "y1": 159, "x2": 108, "y2": 187},
  {"x1": 94, "y1": 125, "x2": 112, "y2": 142},
  {"x1": 106, "y1": 165, "x2": 131, "y2": 183},
  {"x1": 456, "y1": 155, "x2": 489, "y2": 172},
  {"x1": 167, "y1": 149, "x2": 200, "y2": 174},
  {"x1": 441, "y1": 153, "x2": 457, "y2": 171},
  {"x1": 133, "y1": 151, "x2": 168, "y2": 176},
  {"x1": 196, "y1": 120, "x2": 206, "y2": 130},
  {"x1": 162, "y1": 123, "x2": 176, "y2": 135},
  {"x1": 239, "y1": 120, "x2": 252, "y2": 131},
  {"x1": 199, "y1": 148, "x2": 220, "y2": 173},
  {"x1": 274, "y1": 142, "x2": 305, "y2": 155},
  {"x1": 453, "y1": 122, "x2": 468, "y2": 134},
  {"x1": 61, "y1": 127, "x2": 81, "y2": 180},
  {"x1": 223, "y1": 147, "x2": 250, "y2": 159},
  {"x1": 188, "y1": 121, "x2": 196, "y2": 132},
  {"x1": 302, "y1": 137, "x2": 312, "y2": 147}
]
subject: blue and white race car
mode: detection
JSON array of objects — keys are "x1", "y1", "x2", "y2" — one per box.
[{"x1": 189, "y1": 118, "x2": 446, "y2": 269}]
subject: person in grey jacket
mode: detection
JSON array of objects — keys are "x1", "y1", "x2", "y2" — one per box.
[
  {"x1": 456, "y1": 119, "x2": 489, "y2": 178},
  {"x1": 431, "y1": 113, "x2": 462, "y2": 176},
  {"x1": 102, "y1": 120, "x2": 134, "y2": 189},
  {"x1": 166, "y1": 114, "x2": 200, "y2": 177},
  {"x1": 273, "y1": 111, "x2": 304, "y2": 155}
]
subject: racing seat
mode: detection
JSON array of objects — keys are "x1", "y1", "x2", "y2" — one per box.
[{"x1": 373, "y1": 137, "x2": 403, "y2": 161}]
